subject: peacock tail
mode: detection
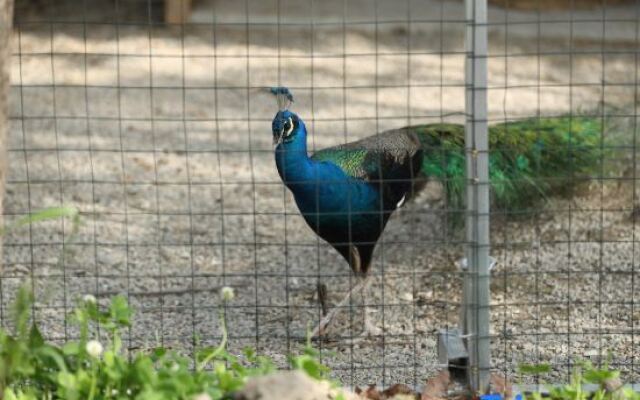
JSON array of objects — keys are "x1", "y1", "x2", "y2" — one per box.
[{"x1": 413, "y1": 116, "x2": 603, "y2": 211}]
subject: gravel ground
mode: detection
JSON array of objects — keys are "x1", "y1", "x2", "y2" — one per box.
[{"x1": 2, "y1": 0, "x2": 639, "y2": 389}]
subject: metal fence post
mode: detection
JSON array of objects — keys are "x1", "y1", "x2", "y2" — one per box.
[{"x1": 464, "y1": 0, "x2": 491, "y2": 392}]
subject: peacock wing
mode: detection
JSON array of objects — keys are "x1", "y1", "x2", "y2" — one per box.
[{"x1": 311, "y1": 130, "x2": 424, "y2": 209}]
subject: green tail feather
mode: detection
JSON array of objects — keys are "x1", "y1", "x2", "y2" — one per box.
[{"x1": 412, "y1": 116, "x2": 603, "y2": 212}]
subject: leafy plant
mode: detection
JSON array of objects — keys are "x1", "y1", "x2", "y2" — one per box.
[
  {"x1": 0, "y1": 207, "x2": 339, "y2": 399},
  {"x1": 519, "y1": 362, "x2": 640, "y2": 400},
  {"x1": 0, "y1": 285, "x2": 340, "y2": 400}
]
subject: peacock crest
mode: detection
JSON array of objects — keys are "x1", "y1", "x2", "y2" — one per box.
[{"x1": 270, "y1": 86, "x2": 294, "y2": 111}]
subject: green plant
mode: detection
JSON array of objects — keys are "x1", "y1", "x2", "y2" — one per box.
[
  {"x1": 0, "y1": 206, "x2": 80, "y2": 235},
  {"x1": 0, "y1": 207, "x2": 340, "y2": 399},
  {"x1": 0, "y1": 285, "x2": 340, "y2": 400},
  {"x1": 519, "y1": 362, "x2": 640, "y2": 400}
]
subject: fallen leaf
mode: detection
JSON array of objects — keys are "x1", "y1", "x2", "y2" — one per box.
[
  {"x1": 382, "y1": 384, "x2": 417, "y2": 399},
  {"x1": 421, "y1": 370, "x2": 450, "y2": 400},
  {"x1": 489, "y1": 373, "x2": 513, "y2": 399},
  {"x1": 356, "y1": 385, "x2": 382, "y2": 400}
]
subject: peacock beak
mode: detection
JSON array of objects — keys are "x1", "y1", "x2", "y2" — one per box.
[{"x1": 273, "y1": 129, "x2": 284, "y2": 145}]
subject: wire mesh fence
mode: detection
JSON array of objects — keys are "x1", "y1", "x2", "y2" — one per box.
[
  {"x1": 487, "y1": 0, "x2": 640, "y2": 388},
  {"x1": 2, "y1": 0, "x2": 639, "y2": 390}
]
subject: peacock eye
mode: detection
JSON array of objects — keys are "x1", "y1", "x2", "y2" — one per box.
[{"x1": 283, "y1": 117, "x2": 294, "y2": 137}]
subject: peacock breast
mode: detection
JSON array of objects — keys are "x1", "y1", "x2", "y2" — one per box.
[{"x1": 293, "y1": 174, "x2": 383, "y2": 237}]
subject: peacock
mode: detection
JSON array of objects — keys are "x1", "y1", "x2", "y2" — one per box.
[{"x1": 270, "y1": 87, "x2": 601, "y2": 338}]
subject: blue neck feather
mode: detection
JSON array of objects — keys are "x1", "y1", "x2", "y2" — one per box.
[{"x1": 275, "y1": 118, "x2": 314, "y2": 185}]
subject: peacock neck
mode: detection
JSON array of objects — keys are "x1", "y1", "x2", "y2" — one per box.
[{"x1": 275, "y1": 126, "x2": 314, "y2": 185}]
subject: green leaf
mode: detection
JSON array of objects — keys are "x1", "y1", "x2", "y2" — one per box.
[
  {"x1": 11, "y1": 287, "x2": 33, "y2": 339},
  {"x1": 62, "y1": 342, "x2": 80, "y2": 356},
  {"x1": 290, "y1": 354, "x2": 329, "y2": 381},
  {"x1": 28, "y1": 324, "x2": 44, "y2": 347},
  {"x1": 109, "y1": 296, "x2": 132, "y2": 327},
  {"x1": 243, "y1": 347, "x2": 256, "y2": 361},
  {"x1": 519, "y1": 363, "x2": 551, "y2": 375},
  {"x1": 35, "y1": 346, "x2": 69, "y2": 373},
  {"x1": 3, "y1": 388, "x2": 18, "y2": 400},
  {"x1": 3, "y1": 206, "x2": 80, "y2": 235},
  {"x1": 57, "y1": 371, "x2": 76, "y2": 387},
  {"x1": 583, "y1": 368, "x2": 619, "y2": 385}
]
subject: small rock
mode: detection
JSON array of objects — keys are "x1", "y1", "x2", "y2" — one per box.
[
  {"x1": 235, "y1": 371, "x2": 359, "y2": 400},
  {"x1": 417, "y1": 291, "x2": 433, "y2": 299},
  {"x1": 585, "y1": 349, "x2": 599, "y2": 358}
]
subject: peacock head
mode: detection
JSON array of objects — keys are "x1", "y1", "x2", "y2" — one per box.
[
  {"x1": 272, "y1": 109, "x2": 302, "y2": 146},
  {"x1": 270, "y1": 86, "x2": 304, "y2": 146}
]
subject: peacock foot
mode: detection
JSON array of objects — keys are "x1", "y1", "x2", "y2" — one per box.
[
  {"x1": 361, "y1": 319, "x2": 382, "y2": 337},
  {"x1": 342, "y1": 311, "x2": 382, "y2": 345}
]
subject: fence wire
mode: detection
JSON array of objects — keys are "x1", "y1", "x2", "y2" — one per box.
[{"x1": 2, "y1": 0, "x2": 639, "y2": 389}]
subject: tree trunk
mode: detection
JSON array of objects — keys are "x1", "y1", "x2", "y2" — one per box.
[{"x1": 0, "y1": 0, "x2": 14, "y2": 272}]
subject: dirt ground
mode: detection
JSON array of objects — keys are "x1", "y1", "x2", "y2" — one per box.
[{"x1": 2, "y1": 0, "x2": 640, "y2": 390}]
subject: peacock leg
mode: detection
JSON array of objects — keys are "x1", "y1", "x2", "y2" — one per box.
[
  {"x1": 310, "y1": 275, "x2": 370, "y2": 338},
  {"x1": 360, "y1": 277, "x2": 382, "y2": 337}
]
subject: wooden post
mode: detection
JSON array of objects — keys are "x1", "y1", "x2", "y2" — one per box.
[
  {"x1": 0, "y1": 0, "x2": 13, "y2": 272},
  {"x1": 165, "y1": 0, "x2": 192, "y2": 24}
]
